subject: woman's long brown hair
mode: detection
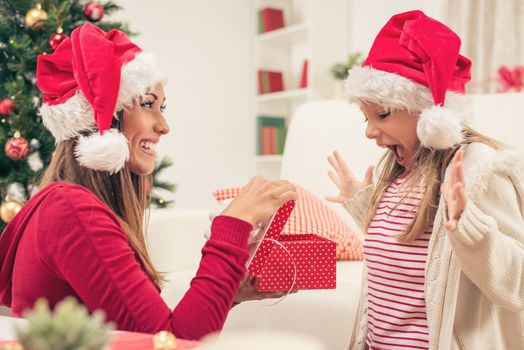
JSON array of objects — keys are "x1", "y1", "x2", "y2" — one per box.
[
  {"x1": 38, "y1": 117, "x2": 165, "y2": 287},
  {"x1": 365, "y1": 127, "x2": 503, "y2": 242}
]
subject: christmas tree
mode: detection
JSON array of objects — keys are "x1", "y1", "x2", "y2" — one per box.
[{"x1": 0, "y1": 1, "x2": 174, "y2": 231}]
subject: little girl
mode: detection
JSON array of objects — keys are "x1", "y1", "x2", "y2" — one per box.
[{"x1": 326, "y1": 10, "x2": 524, "y2": 350}]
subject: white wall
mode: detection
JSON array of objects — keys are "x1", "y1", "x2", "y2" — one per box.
[
  {"x1": 348, "y1": 1, "x2": 443, "y2": 54},
  {"x1": 113, "y1": 0, "x2": 252, "y2": 209},
  {"x1": 112, "y1": 0, "x2": 451, "y2": 209}
]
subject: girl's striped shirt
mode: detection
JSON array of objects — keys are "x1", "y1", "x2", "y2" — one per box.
[{"x1": 364, "y1": 173, "x2": 431, "y2": 350}]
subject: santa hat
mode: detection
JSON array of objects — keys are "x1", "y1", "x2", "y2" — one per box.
[
  {"x1": 345, "y1": 10, "x2": 472, "y2": 149},
  {"x1": 36, "y1": 23, "x2": 166, "y2": 173}
]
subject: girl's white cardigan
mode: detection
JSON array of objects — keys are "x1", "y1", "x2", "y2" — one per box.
[{"x1": 344, "y1": 142, "x2": 524, "y2": 350}]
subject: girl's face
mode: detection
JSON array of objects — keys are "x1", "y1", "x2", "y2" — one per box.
[
  {"x1": 360, "y1": 102, "x2": 420, "y2": 169},
  {"x1": 123, "y1": 83, "x2": 170, "y2": 175}
]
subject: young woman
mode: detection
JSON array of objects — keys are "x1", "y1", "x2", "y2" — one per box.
[
  {"x1": 0, "y1": 23, "x2": 297, "y2": 340},
  {"x1": 326, "y1": 10, "x2": 524, "y2": 350}
]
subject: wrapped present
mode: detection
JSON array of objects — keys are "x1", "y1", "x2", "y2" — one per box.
[{"x1": 247, "y1": 201, "x2": 337, "y2": 291}]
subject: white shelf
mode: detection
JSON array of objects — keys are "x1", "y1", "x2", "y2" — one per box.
[
  {"x1": 257, "y1": 23, "x2": 310, "y2": 46},
  {"x1": 256, "y1": 88, "x2": 309, "y2": 103},
  {"x1": 254, "y1": 155, "x2": 283, "y2": 163}
]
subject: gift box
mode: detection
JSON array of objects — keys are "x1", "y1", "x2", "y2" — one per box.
[{"x1": 247, "y1": 201, "x2": 336, "y2": 291}]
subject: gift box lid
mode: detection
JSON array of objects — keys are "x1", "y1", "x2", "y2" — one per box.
[{"x1": 247, "y1": 200, "x2": 295, "y2": 275}]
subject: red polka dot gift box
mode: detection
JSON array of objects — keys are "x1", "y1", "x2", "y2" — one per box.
[{"x1": 242, "y1": 200, "x2": 336, "y2": 292}]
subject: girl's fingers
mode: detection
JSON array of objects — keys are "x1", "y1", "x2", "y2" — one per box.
[
  {"x1": 445, "y1": 219, "x2": 457, "y2": 231},
  {"x1": 453, "y1": 183, "x2": 467, "y2": 217},
  {"x1": 327, "y1": 170, "x2": 341, "y2": 187},
  {"x1": 454, "y1": 161, "x2": 465, "y2": 186},
  {"x1": 333, "y1": 150, "x2": 355, "y2": 178},
  {"x1": 328, "y1": 154, "x2": 342, "y2": 175}
]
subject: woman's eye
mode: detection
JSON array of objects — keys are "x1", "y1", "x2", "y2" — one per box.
[
  {"x1": 378, "y1": 111, "x2": 391, "y2": 119},
  {"x1": 363, "y1": 117, "x2": 368, "y2": 123},
  {"x1": 160, "y1": 105, "x2": 167, "y2": 113},
  {"x1": 140, "y1": 101, "x2": 154, "y2": 109}
]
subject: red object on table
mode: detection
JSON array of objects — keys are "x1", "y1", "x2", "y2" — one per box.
[
  {"x1": 247, "y1": 201, "x2": 337, "y2": 291},
  {"x1": 0, "y1": 332, "x2": 201, "y2": 350},
  {"x1": 109, "y1": 332, "x2": 200, "y2": 349}
]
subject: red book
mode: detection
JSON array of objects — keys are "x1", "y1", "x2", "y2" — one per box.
[
  {"x1": 299, "y1": 59, "x2": 308, "y2": 88},
  {"x1": 261, "y1": 126, "x2": 271, "y2": 155},
  {"x1": 269, "y1": 126, "x2": 276, "y2": 154},
  {"x1": 267, "y1": 71, "x2": 284, "y2": 92},
  {"x1": 260, "y1": 8, "x2": 284, "y2": 33},
  {"x1": 257, "y1": 70, "x2": 265, "y2": 94},
  {"x1": 257, "y1": 70, "x2": 284, "y2": 94}
]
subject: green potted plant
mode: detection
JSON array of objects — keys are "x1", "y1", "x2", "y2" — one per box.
[
  {"x1": 330, "y1": 52, "x2": 363, "y2": 98},
  {"x1": 16, "y1": 297, "x2": 113, "y2": 350}
]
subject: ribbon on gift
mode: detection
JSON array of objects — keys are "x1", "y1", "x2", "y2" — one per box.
[
  {"x1": 497, "y1": 65, "x2": 524, "y2": 92},
  {"x1": 242, "y1": 236, "x2": 297, "y2": 306}
]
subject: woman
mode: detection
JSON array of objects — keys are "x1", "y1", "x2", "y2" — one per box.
[{"x1": 0, "y1": 23, "x2": 297, "y2": 340}]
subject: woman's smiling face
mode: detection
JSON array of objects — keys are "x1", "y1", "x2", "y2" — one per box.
[{"x1": 123, "y1": 83, "x2": 170, "y2": 175}]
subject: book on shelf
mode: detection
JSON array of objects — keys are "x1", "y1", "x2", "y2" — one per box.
[
  {"x1": 299, "y1": 59, "x2": 309, "y2": 88},
  {"x1": 258, "y1": 8, "x2": 284, "y2": 34},
  {"x1": 258, "y1": 70, "x2": 284, "y2": 94},
  {"x1": 257, "y1": 116, "x2": 287, "y2": 155}
]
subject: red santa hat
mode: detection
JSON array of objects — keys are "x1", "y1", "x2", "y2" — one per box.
[
  {"x1": 36, "y1": 23, "x2": 166, "y2": 173},
  {"x1": 345, "y1": 10, "x2": 472, "y2": 149}
]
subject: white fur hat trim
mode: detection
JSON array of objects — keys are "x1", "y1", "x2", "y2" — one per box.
[
  {"x1": 75, "y1": 129, "x2": 129, "y2": 174},
  {"x1": 345, "y1": 66, "x2": 474, "y2": 149}
]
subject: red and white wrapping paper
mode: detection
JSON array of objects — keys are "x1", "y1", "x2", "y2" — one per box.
[{"x1": 247, "y1": 201, "x2": 336, "y2": 291}]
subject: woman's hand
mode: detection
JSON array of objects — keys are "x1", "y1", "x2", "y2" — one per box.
[
  {"x1": 221, "y1": 176, "x2": 297, "y2": 227},
  {"x1": 325, "y1": 150, "x2": 374, "y2": 203},
  {"x1": 441, "y1": 149, "x2": 468, "y2": 231},
  {"x1": 234, "y1": 275, "x2": 296, "y2": 303}
]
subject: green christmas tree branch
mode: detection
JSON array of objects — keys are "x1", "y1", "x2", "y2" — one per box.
[{"x1": 0, "y1": 0, "x2": 175, "y2": 232}]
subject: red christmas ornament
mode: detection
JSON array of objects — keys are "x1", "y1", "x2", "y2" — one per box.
[
  {"x1": 5, "y1": 133, "x2": 30, "y2": 160},
  {"x1": 84, "y1": 1, "x2": 104, "y2": 22},
  {"x1": 49, "y1": 30, "x2": 69, "y2": 51},
  {"x1": 0, "y1": 98, "x2": 15, "y2": 115}
]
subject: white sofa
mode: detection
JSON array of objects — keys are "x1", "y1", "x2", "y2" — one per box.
[{"x1": 148, "y1": 92, "x2": 524, "y2": 349}]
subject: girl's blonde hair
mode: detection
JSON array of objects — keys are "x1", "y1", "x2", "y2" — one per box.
[
  {"x1": 38, "y1": 117, "x2": 165, "y2": 287},
  {"x1": 365, "y1": 127, "x2": 502, "y2": 242}
]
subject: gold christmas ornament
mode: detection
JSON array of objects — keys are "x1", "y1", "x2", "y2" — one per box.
[
  {"x1": 0, "y1": 199, "x2": 23, "y2": 223},
  {"x1": 153, "y1": 331, "x2": 177, "y2": 350},
  {"x1": 25, "y1": 4, "x2": 48, "y2": 30}
]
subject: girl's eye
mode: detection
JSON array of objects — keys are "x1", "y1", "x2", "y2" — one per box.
[
  {"x1": 378, "y1": 111, "x2": 391, "y2": 119},
  {"x1": 140, "y1": 101, "x2": 154, "y2": 109},
  {"x1": 363, "y1": 116, "x2": 368, "y2": 123},
  {"x1": 160, "y1": 105, "x2": 167, "y2": 113}
]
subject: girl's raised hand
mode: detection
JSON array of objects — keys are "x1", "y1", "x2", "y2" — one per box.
[
  {"x1": 441, "y1": 149, "x2": 468, "y2": 231},
  {"x1": 325, "y1": 150, "x2": 374, "y2": 203}
]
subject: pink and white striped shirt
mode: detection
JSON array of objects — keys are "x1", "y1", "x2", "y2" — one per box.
[{"x1": 364, "y1": 173, "x2": 432, "y2": 350}]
